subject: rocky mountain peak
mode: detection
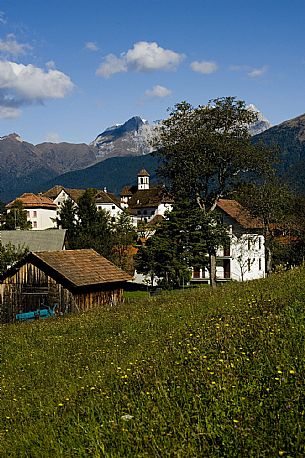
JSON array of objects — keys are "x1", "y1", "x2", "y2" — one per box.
[
  {"x1": 0, "y1": 132, "x2": 23, "y2": 142},
  {"x1": 90, "y1": 116, "x2": 154, "y2": 159},
  {"x1": 246, "y1": 104, "x2": 272, "y2": 136}
]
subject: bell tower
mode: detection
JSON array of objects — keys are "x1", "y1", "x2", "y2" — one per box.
[{"x1": 137, "y1": 169, "x2": 150, "y2": 190}]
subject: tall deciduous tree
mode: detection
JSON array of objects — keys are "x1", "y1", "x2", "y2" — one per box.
[{"x1": 154, "y1": 97, "x2": 275, "y2": 286}]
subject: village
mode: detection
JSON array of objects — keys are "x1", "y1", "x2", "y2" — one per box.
[
  {"x1": 2, "y1": 2, "x2": 305, "y2": 455},
  {"x1": 0, "y1": 165, "x2": 268, "y2": 323}
]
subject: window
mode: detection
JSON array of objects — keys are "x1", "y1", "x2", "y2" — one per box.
[
  {"x1": 151, "y1": 210, "x2": 155, "y2": 216},
  {"x1": 33, "y1": 221, "x2": 37, "y2": 228},
  {"x1": 248, "y1": 238, "x2": 251, "y2": 250},
  {"x1": 137, "y1": 210, "x2": 141, "y2": 215},
  {"x1": 258, "y1": 237, "x2": 262, "y2": 250},
  {"x1": 224, "y1": 243, "x2": 230, "y2": 257},
  {"x1": 224, "y1": 259, "x2": 231, "y2": 279},
  {"x1": 259, "y1": 258, "x2": 262, "y2": 270},
  {"x1": 193, "y1": 267, "x2": 200, "y2": 279},
  {"x1": 112, "y1": 205, "x2": 115, "y2": 210},
  {"x1": 33, "y1": 210, "x2": 37, "y2": 218}
]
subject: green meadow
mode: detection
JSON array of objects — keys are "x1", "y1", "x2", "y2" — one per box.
[{"x1": 1, "y1": 270, "x2": 305, "y2": 457}]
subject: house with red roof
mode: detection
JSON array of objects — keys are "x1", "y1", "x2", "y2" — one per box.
[{"x1": 6, "y1": 193, "x2": 57, "y2": 230}]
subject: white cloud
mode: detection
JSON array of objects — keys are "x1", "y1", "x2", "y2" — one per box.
[
  {"x1": 96, "y1": 41, "x2": 184, "y2": 78},
  {"x1": 46, "y1": 60, "x2": 56, "y2": 70},
  {"x1": 191, "y1": 60, "x2": 218, "y2": 74},
  {"x1": 0, "y1": 12, "x2": 6, "y2": 25},
  {"x1": 247, "y1": 66, "x2": 267, "y2": 78},
  {"x1": 96, "y1": 53, "x2": 127, "y2": 78},
  {"x1": 45, "y1": 132, "x2": 61, "y2": 143},
  {"x1": 85, "y1": 41, "x2": 99, "y2": 52},
  {"x1": 0, "y1": 34, "x2": 31, "y2": 57},
  {"x1": 0, "y1": 106, "x2": 21, "y2": 118},
  {"x1": 125, "y1": 41, "x2": 183, "y2": 72},
  {"x1": 145, "y1": 85, "x2": 171, "y2": 98},
  {"x1": 229, "y1": 64, "x2": 268, "y2": 78},
  {"x1": 0, "y1": 60, "x2": 74, "y2": 118}
]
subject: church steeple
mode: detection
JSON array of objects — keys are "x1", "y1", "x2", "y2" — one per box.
[{"x1": 137, "y1": 169, "x2": 150, "y2": 190}]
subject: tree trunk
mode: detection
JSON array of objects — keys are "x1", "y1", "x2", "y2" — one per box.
[
  {"x1": 265, "y1": 245, "x2": 272, "y2": 276},
  {"x1": 209, "y1": 249, "x2": 217, "y2": 289},
  {"x1": 264, "y1": 230, "x2": 272, "y2": 276}
]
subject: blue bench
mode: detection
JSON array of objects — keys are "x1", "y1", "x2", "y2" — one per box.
[{"x1": 16, "y1": 304, "x2": 58, "y2": 321}]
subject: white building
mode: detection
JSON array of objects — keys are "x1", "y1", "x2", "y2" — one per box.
[
  {"x1": 120, "y1": 169, "x2": 173, "y2": 225},
  {"x1": 95, "y1": 190, "x2": 123, "y2": 222},
  {"x1": 6, "y1": 193, "x2": 57, "y2": 230},
  {"x1": 42, "y1": 186, "x2": 123, "y2": 222},
  {"x1": 191, "y1": 199, "x2": 265, "y2": 283}
]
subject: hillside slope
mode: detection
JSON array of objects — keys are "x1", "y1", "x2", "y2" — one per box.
[
  {"x1": 38, "y1": 153, "x2": 160, "y2": 195},
  {"x1": 253, "y1": 112, "x2": 305, "y2": 192},
  {"x1": 1, "y1": 269, "x2": 305, "y2": 456}
]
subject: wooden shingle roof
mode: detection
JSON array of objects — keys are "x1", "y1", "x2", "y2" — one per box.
[{"x1": 29, "y1": 249, "x2": 132, "y2": 287}]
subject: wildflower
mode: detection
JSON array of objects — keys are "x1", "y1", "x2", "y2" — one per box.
[
  {"x1": 121, "y1": 414, "x2": 133, "y2": 421},
  {"x1": 289, "y1": 369, "x2": 296, "y2": 375}
]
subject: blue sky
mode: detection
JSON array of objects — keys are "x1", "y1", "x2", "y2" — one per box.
[{"x1": 0, "y1": 0, "x2": 305, "y2": 145}]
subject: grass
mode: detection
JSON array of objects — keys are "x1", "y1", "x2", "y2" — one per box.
[{"x1": 1, "y1": 269, "x2": 305, "y2": 457}]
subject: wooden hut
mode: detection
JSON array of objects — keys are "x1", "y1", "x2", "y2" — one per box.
[{"x1": 0, "y1": 249, "x2": 132, "y2": 323}]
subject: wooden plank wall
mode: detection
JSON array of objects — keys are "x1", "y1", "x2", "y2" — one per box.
[{"x1": 0, "y1": 262, "x2": 124, "y2": 323}]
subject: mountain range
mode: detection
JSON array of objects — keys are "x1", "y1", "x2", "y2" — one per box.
[
  {"x1": 0, "y1": 116, "x2": 154, "y2": 201},
  {"x1": 1, "y1": 108, "x2": 305, "y2": 202}
]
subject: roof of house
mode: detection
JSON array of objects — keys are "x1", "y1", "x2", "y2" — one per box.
[
  {"x1": 128, "y1": 186, "x2": 173, "y2": 209},
  {"x1": 95, "y1": 190, "x2": 121, "y2": 207},
  {"x1": 120, "y1": 185, "x2": 137, "y2": 197},
  {"x1": 6, "y1": 193, "x2": 57, "y2": 210},
  {"x1": 42, "y1": 186, "x2": 86, "y2": 203},
  {"x1": 0, "y1": 229, "x2": 66, "y2": 252},
  {"x1": 217, "y1": 199, "x2": 263, "y2": 229},
  {"x1": 0, "y1": 249, "x2": 132, "y2": 288},
  {"x1": 137, "y1": 168, "x2": 150, "y2": 177},
  {"x1": 42, "y1": 185, "x2": 65, "y2": 199},
  {"x1": 147, "y1": 214, "x2": 165, "y2": 226}
]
